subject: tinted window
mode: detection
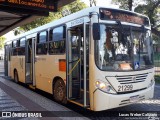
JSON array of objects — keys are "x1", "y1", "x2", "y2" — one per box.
[
  {"x1": 20, "y1": 38, "x2": 26, "y2": 46},
  {"x1": 17, "y1": 40, "x2": 20, "y2": 47},
  {"x1": 52, "y1": 26, "x2": 64, "y2": 41},
  {"x1": 18, "y1": 47, "x2": 25, "y2": 55},
  {"x1": 39, "y1": 31, "x2": 47, "y2": 43},
  {"x1": 49, "y1": 41, "x2": 65, "y2": 54},
  {"x1": 37, "y1": 31, "x2": 48, "y2": 55},
  {"x1": 13, "y1": 41, "x2": 17, "y2": 48},
  {"x1": 49, "y1": 26, "x2": 66, "y2": 54},
  {"x1": 12, "y1": 40, "x2": 19, "y2": 56}
]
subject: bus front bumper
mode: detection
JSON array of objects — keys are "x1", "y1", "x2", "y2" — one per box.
[{"x1": 93, "y1": 83, "x2": 154, "y2": 111}]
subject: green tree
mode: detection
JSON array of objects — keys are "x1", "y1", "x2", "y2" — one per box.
[
  {"x1": 134, "y1": 0, "x2": 160, "y2": 37},
  {"x1": 112, "y1": 0, "x2": 160, "y2": 38},
  {"x1": 14, "y1": 0, "x2": 87, "y2": 34},
  {"x1": 64, "y1": 0, "x2": 87, "y2": 13},
  {"x1": 13, "y1": 27, "x2": 25, "y2": 36},
  {"x1": 15, "y1": 12, "x2": 62, "y2": 33},
  {"x1": 112, "y1": 0, "x2": 136, "y2": 11},
  {"x1": 0, "y1": 37, "x2": 6, "y2": 49}
]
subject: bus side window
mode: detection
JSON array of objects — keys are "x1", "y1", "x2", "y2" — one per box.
[
  {"x1": 12, "y1": 40, "x2": 18, "y2": 56},
  {"x1": 49, "y1": 26, "x2": 66, "y2": 54},
  {"x1": 37, "y1": 31, "x2": 48, "y2": 55},
  {"x1": 19, "y1": 38, "x2": 26, "y2": 55}
]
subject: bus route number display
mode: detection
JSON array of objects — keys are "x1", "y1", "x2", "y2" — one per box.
[
  {"x1": 0, "y1": 0, "x2": 56, "y2": 12},
  {"x1": 100, "y1": 8, "x2": 149, "y2": 26}
]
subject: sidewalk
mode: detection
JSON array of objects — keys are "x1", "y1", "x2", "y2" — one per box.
[
  {"x1": 0, "y1": 87, "x2": 26, "y2": 112},
  {"x1": 0, "y1": 76, "x2": 89, "y2": 120}
]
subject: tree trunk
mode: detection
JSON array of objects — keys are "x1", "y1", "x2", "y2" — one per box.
[{"x1": 128, "y1": 0, "x2": 133, "y2": 11}]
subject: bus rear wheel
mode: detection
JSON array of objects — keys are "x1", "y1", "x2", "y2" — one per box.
[
  {"x1": 53, "y1": 79, "x2": 66, "y2": 104},
  {"x1": 14, "y1": 70, "x2": 19, "y2": 83}
]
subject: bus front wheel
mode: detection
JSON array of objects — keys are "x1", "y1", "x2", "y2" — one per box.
[
  {"x1": 53, "y1": 79, "x2": 67, "y2": 104},
  {"x1": 14, "y1": 70, "x2": 19, "y2": 83}
]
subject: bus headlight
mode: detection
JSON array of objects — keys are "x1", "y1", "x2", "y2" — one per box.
[
  {"x1": 95, "y1": 80, "x2": 116, "y2": 94},
  {"x1": 148, "y1": 78, "x2": 155, "y2": 88}
]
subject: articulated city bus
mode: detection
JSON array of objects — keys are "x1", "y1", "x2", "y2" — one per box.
[{"x1": 4, "y1": 6, "x2": 154, "y2": 111}]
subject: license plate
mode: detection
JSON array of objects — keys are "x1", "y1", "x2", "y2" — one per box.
[
  {"x1": 118, "y1": 84, "x2": 133, "y2": 92},
  {"x1": 130, "y1": 95, "x2": 139, "y2": 103}
]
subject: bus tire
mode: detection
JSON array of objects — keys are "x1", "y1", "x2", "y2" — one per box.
[
  {"x1": 14, "y1": 70, "x2": 19, "y2": 83},
  {"x1": 53, "y1": 79, "x2": 67, "y2": 104}
]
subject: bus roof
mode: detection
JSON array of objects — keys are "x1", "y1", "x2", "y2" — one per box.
[{"x1": 6, "y1": 6, "x2": 149, "y2": 42}]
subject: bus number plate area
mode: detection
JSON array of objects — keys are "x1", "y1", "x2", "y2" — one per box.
[
  {"x1": 118, "y1": 84, "x2": 133, "y2": 92},
  {"x1": 130, "y1": 95, "x2": 139, "y2": 103}
]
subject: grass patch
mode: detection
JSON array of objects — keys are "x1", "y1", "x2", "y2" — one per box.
[
  {"x1": 154, "y1": 61, "x2": 160, "y2": 67},
  {"x1": 155, "y1": 75, "x2": 160, "y2": 84},
  {"x1": 154, "y1": 53, "x2": 160, "y2": 60},
  {"x1": 154, "y1": 53, "x2": 160, "y2": 67}
]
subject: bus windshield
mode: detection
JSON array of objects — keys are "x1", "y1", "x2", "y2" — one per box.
[{"x1": 95, "y1": 24, "x2": 154, "y2": 71}]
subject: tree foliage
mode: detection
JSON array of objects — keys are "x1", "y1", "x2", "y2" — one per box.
[
  {"x1": 135, "y1": 0, "x2": 160, "y2": 28},
  {"x1": 112, "y1": 0, "x2": 140, "y2": 11},
  {"x1": 0, "y1": 37, "x2": 6, "y2": 49},
  {"x1": 14, "y1": 0, "x2": 87, "y2": 35},
  {"x1": 112, "y1": 0, "x2": 160, "y2": 39}
]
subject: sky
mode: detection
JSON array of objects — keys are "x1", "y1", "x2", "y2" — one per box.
[
  {"x1": 3, "y1": 31, "x2": 15, "y2": 42},
  {"x1": 3, "y1": 0, "x2": 118, "y2": 41}
]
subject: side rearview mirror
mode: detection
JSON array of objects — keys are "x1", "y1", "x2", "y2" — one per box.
[{"x1": 93, "y1": 23, "x2": 100, "y2": 40}]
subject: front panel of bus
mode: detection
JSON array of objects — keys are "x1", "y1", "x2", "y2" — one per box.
[{"x1": 90, "y1": 8, "x2": 154, "y2": 111}]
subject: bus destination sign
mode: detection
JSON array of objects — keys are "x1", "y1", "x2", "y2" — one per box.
[
  {"x1": 100, "y1": 8, "x2": 149, "y2": 26},
  {"x1": 0, "y1": 0, "x2": 57, "y2": 12}
]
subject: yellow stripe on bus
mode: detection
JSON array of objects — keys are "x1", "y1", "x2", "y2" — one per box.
[{"x1": 68, "y1": 58, "x2": 81, "y2": 75}]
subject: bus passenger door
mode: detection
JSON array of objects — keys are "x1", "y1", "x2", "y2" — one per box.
[
  {"x1": 4, "y1": 45, "x2": 10, "y2": 76},
  {"x1": 67, "y1": 28, "x2": 81, "y2": 100},
  {"x1": 25, "y1": 38, "x2": 35, "y2": 84},
  {"x1": 67, "y1": 24, "x2": 89, "y2": 107}
]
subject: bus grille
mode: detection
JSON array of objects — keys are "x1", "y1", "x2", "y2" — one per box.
[{"x1": 116, "y1": 73, "x2": 148, "y2": 84}]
